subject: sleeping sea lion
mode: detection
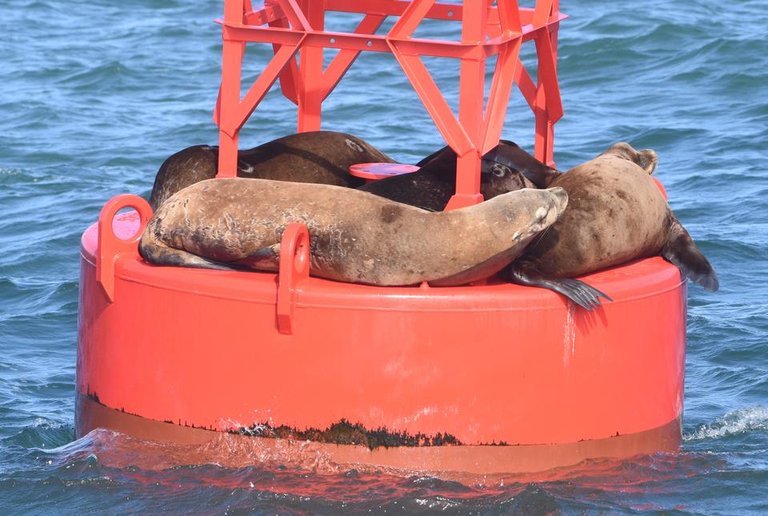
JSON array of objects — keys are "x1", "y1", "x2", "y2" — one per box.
[
  {"x1": 359, "y1": 140, "x2": 554, "y2": 211},
  {"x1": 504, "y1": 142, "x2": 719, "y2": 309},
  {"x1": 139, "y1": 178, "x2": 568, "y2": 287},
  {"x1": 148, "y1": 131, "x2": 394, "y2": 209}
]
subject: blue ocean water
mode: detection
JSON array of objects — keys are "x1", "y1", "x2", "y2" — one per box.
[{"x1": 1, "y1": 0, "x2": 766, "y2": 512}]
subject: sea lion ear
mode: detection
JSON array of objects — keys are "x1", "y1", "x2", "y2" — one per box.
[
  {"x1": 604, "y1": 142, "x2": 658, "y2": 174},
  {"x1": 636, "y1": 149, "x2": 658, "y2": 175},
  {"x1": 662, "y1": 218, "x2": 719, "y2": 292}
]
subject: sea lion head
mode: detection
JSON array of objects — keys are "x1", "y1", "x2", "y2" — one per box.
[
  {"x1": 426, "y1": 186, "x2": 569, "y2": 287},
  {"x1": 149, "y1": 145, "x2": 219, "y2": 210},
  {"x1": 490, "y1": 186, "x2": 569, "y2": 243},
  {"x1": 480, "y1": 140, "x2": 562, "y2": 197},
  {"x1": 414, "y1": 141, "x2": 556, "y2": 199},
  {"x1": 521, "y1": 186, "x2": 569, "y2": 236}
]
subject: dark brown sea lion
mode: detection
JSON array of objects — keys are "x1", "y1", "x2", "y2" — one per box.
[
  {"x1": 148, "y1": 131, "x2": 394, "y2": 209},
  {"x1": 359, "y1": 140, "x2": 556, "y2": 211},
  {"x1": 505, "y1": 142, "x2": 719, "y2": 309},
  {"x1": 139, "y1": 178, "x2": 568, "y2": 287}
]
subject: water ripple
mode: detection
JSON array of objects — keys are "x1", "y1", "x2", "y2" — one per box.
[{"x1": 0, "y1": 0, "x2": 766, "y2": 512}]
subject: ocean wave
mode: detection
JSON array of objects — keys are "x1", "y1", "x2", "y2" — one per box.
[
  {"x1": 685, "y1": 407, "x2": 768, "y2": 441},
  {"x1": 0, "y1": 0, "x2": 766, "y2": 511},
  {"x1": 0, "y1": 168, "x2": 25, "y2": 177},
  {"x1": 1, "y1": 420, "x2": 73, "y2": 450}
]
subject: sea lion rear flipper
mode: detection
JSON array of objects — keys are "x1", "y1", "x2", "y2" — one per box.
[
  {"x1": 505, "y1": 265, "x2": 613, "y2": 311},
  {"x1": 662, "y1": 218, "x2": 719, "y2": 291}
]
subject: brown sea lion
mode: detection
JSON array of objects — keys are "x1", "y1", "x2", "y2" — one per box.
[
  {"x1": 520, "y1": 141, "x2": 658, "y2": 188},
  {"x1": 359, "y1": 140, "x2": 556, "y2": 211},
  {"x1": 139, "y1": 178, "x2": 568, "y2": 287},
  {"x1": 505, "y1": 142, "x2": 719, "y2": 309},
  {"x1": 148, "y1": 131, "x2": 394, "y2": 209}
]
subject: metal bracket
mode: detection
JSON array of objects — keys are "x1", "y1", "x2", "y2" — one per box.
[
  {"x1": 276, "y1": 223, "x2": 310, "y2": 334},
  {"x1": 96, "y1": 195, "x2": 153, "y2": 302}
]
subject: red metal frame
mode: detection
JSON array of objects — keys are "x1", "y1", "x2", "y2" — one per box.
[{"x1": 213, "y1": 0, "x2": 565, "y2": 209}]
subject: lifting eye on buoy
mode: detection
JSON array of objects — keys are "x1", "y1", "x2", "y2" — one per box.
[
  {"x1": 276, "y1": 223, "x2": 310, "y2": 335},
  {"x1": 96, "y1": 194, "x2": 153, "y2": 302}
]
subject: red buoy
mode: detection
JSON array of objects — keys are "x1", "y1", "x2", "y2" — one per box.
[{"x1": 76, "y1": 0, "x2": 688, "y2": 478}]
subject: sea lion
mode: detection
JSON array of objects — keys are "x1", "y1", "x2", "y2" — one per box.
[
  {"x1": 359, "y1": 140, "x2": 553, "y2": 211},
  {"x1": 148, "y1": 131, "x2": 394, "y2": 209},
  {"x1": 505, "y1": 142, "x2": 719, "y2": 310},
  {"x1": 139, "y1": 178, "x2": 568, "y2": 287},
  {"x1": 519, "y1": 141, "x2": 658, "y2": 189}
]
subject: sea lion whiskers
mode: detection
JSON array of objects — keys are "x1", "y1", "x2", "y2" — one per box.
[{"x1": 520, "y1": 220, "x2": 556, "y2": 253}]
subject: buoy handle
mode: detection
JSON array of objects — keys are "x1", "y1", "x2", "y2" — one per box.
[
  {"x1": 276, "y1": 223, "x2": 310, "y2": 335},
  {"x1": 96, "y1": 195, "x2": 153, "y2": 302}
]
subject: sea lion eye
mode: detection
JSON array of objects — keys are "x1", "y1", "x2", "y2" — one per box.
[{"x1": 490, "y1": 163, "x2": 510, "y2": 177}]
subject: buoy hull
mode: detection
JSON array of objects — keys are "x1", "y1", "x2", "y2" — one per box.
[{"x1": 76, "y1": 208, "x2": 686, "y2": 476}]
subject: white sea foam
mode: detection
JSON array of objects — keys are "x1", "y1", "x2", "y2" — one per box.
[{"x1": 684, "y1": 406, "x2": 768, "y2": 441}]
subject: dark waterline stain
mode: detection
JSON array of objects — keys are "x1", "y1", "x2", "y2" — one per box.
[{"x1": 237, "y1": 419, "x2": 467, "y2": 449}]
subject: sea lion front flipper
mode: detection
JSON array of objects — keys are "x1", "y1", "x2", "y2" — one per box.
[
  {"x1": 505, "y1": 265, "x2": 613, "y2": 311},
  {"x1": 662, "y1": 218, "x2": 719, "y2": 291},
  {"x1": 234, "y1": 243, "x2": 281, "y2": 270},
  {"x1": 139, "y1": 238, "x2": 236, "y2": 271}
]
